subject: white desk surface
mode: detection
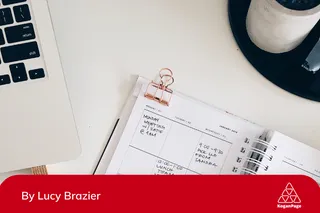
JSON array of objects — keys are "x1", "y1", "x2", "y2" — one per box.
[{"x1": 1, "y1": 0, "x2": 319, "y2": 179}]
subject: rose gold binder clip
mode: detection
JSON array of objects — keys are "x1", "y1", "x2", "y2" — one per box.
[{"x1": 144, "y1": 68, "x2": 174, "y2": 106}]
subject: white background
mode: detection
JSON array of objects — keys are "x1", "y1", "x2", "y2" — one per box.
[{"x1": 1, "y1": 0, "x2": 319, "y2": 180}]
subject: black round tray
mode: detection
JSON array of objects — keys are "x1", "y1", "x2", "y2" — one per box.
[{"x1": 228, "y1": 0, "x2": 320, "y2": 102}]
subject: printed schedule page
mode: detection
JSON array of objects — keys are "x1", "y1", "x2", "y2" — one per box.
[
  {"x1": 106, "y1": 83, "x2": 265, "y2": 175},
  {"x1": 257, "y1": 132, "x2": 320, "y2": 184}
]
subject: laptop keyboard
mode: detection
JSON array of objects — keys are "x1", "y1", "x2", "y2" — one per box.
[{"x1": 0, "y1": 0, "x2": 45, "y2": 87}]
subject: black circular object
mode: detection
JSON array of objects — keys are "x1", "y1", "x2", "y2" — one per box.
[
  {"x1": 228, "y1": 0, "x2": 320, "y2": 102},
  {"x1": 276, "y1": 0, "x2": 320, "y2": 11}
]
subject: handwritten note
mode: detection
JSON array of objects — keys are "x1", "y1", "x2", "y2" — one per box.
[
  {"x1": 153, "y1": 159, "x2": 185, "y2": 175},
  {"x1": 140, "y1": 114, "x2": 166, "y2": 137},
  {"x1": 193, "y1": 143, "x2": 223, "y2": 167}
]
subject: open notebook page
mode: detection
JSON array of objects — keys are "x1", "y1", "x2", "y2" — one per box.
[
  {"x1": 106, "y1": 79, "x2": 265, "y2": 175},
  {"x1": 257, "y1": 131, "x2": 320, "y2": 184}
]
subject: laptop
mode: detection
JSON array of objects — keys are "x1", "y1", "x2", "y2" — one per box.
[{"x1": 0, "y1": 0, "x2": 81, "y2": 173}]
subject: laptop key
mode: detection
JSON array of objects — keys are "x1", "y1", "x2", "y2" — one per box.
[
  {"x1": 1, "y1": 41, "x2": 40, "y2": 63},
  {"x1": 0, "y1": 8, "x2": 14, "y2": 26},
  {"x1": 0, "y1": 29, "x2": 5, "y2": 45},
  {"x1": 5, "y1": 23, "x2": 36, "y2": 43},
  {"x1": 13, "y1": 4, "x2": 31, "y2": 23},
  {"x1": 10, "y1": 63, "x2": 28, "y2": 83},
  {"x1": 29, "y1": 68, "x2": 45, "y2": 80},
  {"x1": 2, "y1": 0, "x2": 27, "y2": 5},
  {"x1": 0, "y1": 75, "x2": 11, "y2": 86}
]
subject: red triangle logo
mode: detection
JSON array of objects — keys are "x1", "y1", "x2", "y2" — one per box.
[
  {"x1": 292, "y1": 196, "x2": 301, "y2": 203},
  {"x1": 287, "y1": 183, "x2": 294, "y2": 189},
  {"x1": 282, "y1": 190, "x2": 289, "y2": 196},
  {"x1": 289, "y1": 196, "x2": 295, "y2": 203},
  {"x1": 278, "y1": 183, "x2": 301, "y2": 204},
  {"x1": 287, "y1": 189, "x2": 293, "y2": 195},
  {"x1": 278, "y1": 196, "x2": 287, "y2": 203}
]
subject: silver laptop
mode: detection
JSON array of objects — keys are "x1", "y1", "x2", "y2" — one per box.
[{"x1": 0, "y1": 0, "x2": 81, "y2": 173}]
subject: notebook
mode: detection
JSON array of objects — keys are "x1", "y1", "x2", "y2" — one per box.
[{"x1": 102, "y1": 73, "x2": 320, "y2": 183}]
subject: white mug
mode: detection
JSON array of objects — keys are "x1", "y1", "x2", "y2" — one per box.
[{"x1": 246, "y1": 0, "x2": 320, "y2": 53}]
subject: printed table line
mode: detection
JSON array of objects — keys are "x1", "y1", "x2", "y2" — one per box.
[
  {"x1": 144, "y1": 109, "x2": 232, "y2": 145},
  {"x1": 129, "y1": 145, "x2": 201, "y2": 175},
  {"x1": 282, "y1": 160, "x2": 320, "y2": 179}
]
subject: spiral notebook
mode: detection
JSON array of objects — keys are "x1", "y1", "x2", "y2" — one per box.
[{"x1": 103, "y1": 71, "x2": 320, "y2": 184}]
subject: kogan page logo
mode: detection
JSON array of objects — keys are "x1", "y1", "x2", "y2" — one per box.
[{"x1": 277, "y1": 183, "x2": 302, "y2": 209}]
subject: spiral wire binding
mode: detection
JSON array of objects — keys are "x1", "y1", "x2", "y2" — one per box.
[
  {"x1": 250, "y1": 148, "x2": 274, "y2": 161},
  {"x1": 255, "y1": 138, "x2": 277, "y2": 151},
  {"x1": 241, "y1": 131, "x2": 276, "y2": 175},
  {"x1": 241, "y1": 168, "x2": 257, "y2": 175},
  {"x1": 245, "y1": 158, "x2": 269, "y2": 171}
]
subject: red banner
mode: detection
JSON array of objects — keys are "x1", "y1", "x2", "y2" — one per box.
[{"x1": 0, "y1": 175, "x2": 319, "y2": 212}]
